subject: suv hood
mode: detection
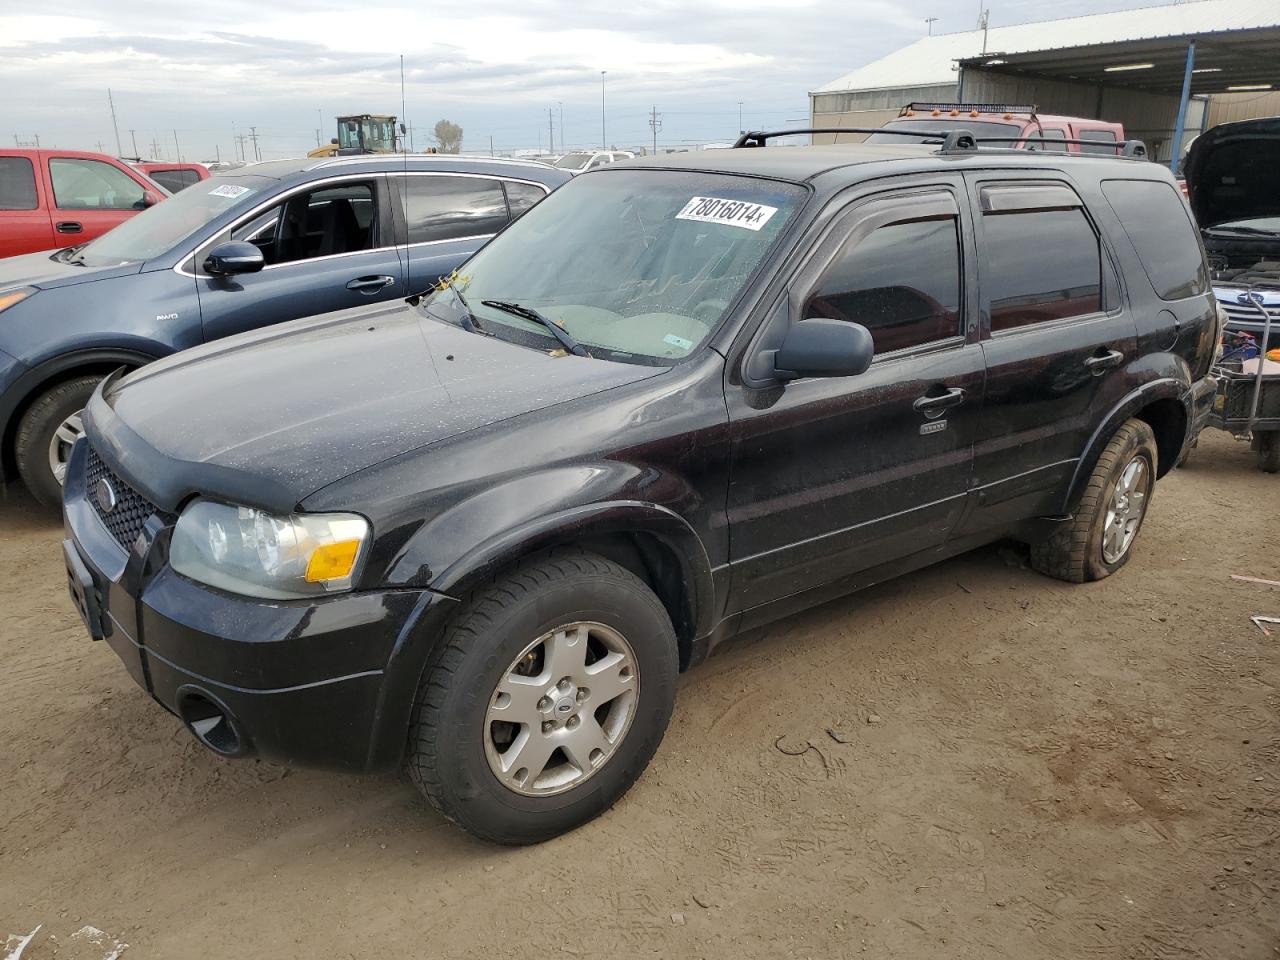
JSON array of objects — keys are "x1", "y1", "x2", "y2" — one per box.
[
  {"x1": 0, "y1": 248, "x2": 143, "y2": 291},
  {"x1": 1185, "y1": 117, "x2": 1280, "y2": 230},
  {"x1": 87, "y1": 302, "x2": 663, "y2": 514}
]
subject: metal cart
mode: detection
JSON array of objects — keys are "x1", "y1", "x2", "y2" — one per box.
[{"x1": 1207, "y1": 278, "x2": 1280, "y2": 473}]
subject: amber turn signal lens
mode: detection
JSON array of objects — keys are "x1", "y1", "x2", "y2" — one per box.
[{"x1": 305, "y1": 540, "x2": 362, "y2": 582}]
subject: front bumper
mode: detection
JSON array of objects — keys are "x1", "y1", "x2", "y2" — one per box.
[{"x1": 62, "y1": 439, "x2": 457, "y2": 772}]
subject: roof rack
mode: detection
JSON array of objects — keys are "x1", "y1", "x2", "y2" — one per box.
[
  {"x1": 900, "y1": 102, "x2": 1038, "y2": 117},
  {"x1": 732, "y1": 127, "x2": 1148, "y2": 160}
]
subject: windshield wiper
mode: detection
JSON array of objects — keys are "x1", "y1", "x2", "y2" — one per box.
[
  {"x1": 448, "y1": 284, "x2": 484, "y2": 334},
  {"x1": 481, "y1": 300, "x2": 589, "y2": 357}
]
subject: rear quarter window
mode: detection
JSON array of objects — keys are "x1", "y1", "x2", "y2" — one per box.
[
  {"x1": 0, "y1": 157, "x2": 38, "y2": 210},
  {"x1": 1101, "y1": 179, "x2": 1207, "y2": 301}
]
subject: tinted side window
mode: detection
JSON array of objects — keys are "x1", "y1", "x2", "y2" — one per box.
[
  {"x1": 503, "y1": 180, "x2": 546, "y2": 219},
  {"x1": 985, "y1": 209, "x2": 1101, "y2": 332},
  {"x1": 404, "y1": 176, "x2": 507, "y2": 243},
  {"x1": 804, "y1": 217, "x2": 963, "y2": 354},
  {"x1": 1080, "y1": 129, "x2": 1118, "y2": 155},
  {"x1": 0, "y1": 157, "x2": 38, "y2": 209},
  {"x1": 49, "y1": 158, "x2": 145, "y2": 210},
  {"x1": 1101, "y1": 179, "x2": 1206, "y2": 300},
  {"x1": 1031, "y1": 129, "x2": 1068, "y2": 152}
]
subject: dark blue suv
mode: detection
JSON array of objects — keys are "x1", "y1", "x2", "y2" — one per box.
[{"x1": 0, "y1": 154, "x2": 568, "y2": 503}]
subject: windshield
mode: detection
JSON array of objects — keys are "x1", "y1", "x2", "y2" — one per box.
[
  {"x1": 866, "y1": 118, "x2": 1023, "y2": 145},
  {"x1": 1208, "y1": 216, "x2": 1280, "y2": 234},
  {"x1": 554, "y1": 153, "x2": 593, "y2": 170},
  {"x1": 75, "y1": 175, "x2": 273, "y2": 265},
  {"x1": 420, "y1": 170, "x2": 805, "y2": 364}
]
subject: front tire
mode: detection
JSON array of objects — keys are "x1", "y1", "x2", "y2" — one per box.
[
  {"x1": 407, "y1": 549, "x2": 678, "y2": 844},
  {"x1": 1030, "y1": 418, "x2": 1158, "y2": 583},
  {"x1": 15, "y1": 375, "x2": 103, "y2": 507}
]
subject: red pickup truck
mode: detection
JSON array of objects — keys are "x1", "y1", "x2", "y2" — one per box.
[{"x1": 0, "y1": 149, "x2": 165, "y2": 259}]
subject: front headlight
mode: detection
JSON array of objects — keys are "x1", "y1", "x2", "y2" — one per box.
[
  {"x1": 170, "y1": 499, "x2": 370, "y2": 599},
  {"x1": 0, "y1": 286, "x2": 35, "y2": 314}
]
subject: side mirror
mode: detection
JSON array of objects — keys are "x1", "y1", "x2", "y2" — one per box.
[
  {"x1": 772, "y1": 318, "x2": 874, "y2": 381},
  {"x1": 204, "y1": 240, "x2": 265, "y2": 276},
  {"x1": 143, "y1": 190, "x2": 162, "y2": 207}
]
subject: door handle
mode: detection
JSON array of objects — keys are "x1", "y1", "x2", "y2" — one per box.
[
  {"x1": 55, "y1": 221, "x2": 83, "y2": 234},
  {"x1": 346, "y1": 275, "x2": 396, "y2": 294},
  {"x1": 913, "y1": 386, "x2": 966, "y2": 418},
  {"x1": 1084, "y1": 349, "x2": 1124, "y2": 375}
]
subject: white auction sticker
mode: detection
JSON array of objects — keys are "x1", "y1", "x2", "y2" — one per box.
[
  {"x1": 208, "y1": 183, "x2": 251, "y2": 199},
  {"x1": 676, "y1": 196, "x2": 778, "y2": 231}
]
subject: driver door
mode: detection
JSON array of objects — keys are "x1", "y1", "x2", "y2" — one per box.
[{"x1": 724, "y1": 183, "x2": 984, "y2": 616}]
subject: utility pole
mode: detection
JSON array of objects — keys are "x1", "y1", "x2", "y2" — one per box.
[
  {"x1": 738, "y1": 100, "x2": 744, "y2": 134},
  {"x1": 557, "y1": 101, "x2": 564, "y2": 153},
  {"x1": 95, "y1": 140, "x2": 104, "y2": 153},
  {"x1": 129, "y1": 129, "x2": 139, "y2": 158},
  {"x1": 314, "y1": 128, "x2": 321, "y2": 148},
  {"x1": 648, "y1": 105, "x2": 662, "y2": 155},
  {"x1": 248, "y1": 126, "x2": 260, "y2": 161},
  {"x1": 235, "y1": 134, "x2": 249, "y2": 161},
  {"x1": 173, "y1": 129, "x2": 182, "y2": 162},
  {"x1": 600, "y1": 70, "x2": 607, "y2": 149},
  {"x1": 925, "y1": 16, "x2": 938, "y2": 34},
  {"x1": 549, "y1": 107, "x2": 555, "y2": 156},
  {"x1": 215, "y1": 144, "x2": 221, "y2": 163},
  {"x1": 107, "y1": 87, "x2": 123, "y2": 156},
  {"x1": 150, "y1": 136, "x2": 161, "y2": 160},
  {"x1": 489, "y1": 134, "x2": 494, "y2": 157}
]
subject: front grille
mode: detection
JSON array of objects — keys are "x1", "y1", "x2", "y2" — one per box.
[
  {"x1": 1220, "y1": 301, "x2": 1280, "y2": 324},
  {"x1": 85, "y1": 446, "x2": 157, "y2": 552}
]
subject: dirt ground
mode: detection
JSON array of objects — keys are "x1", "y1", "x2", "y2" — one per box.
[{"x1": 1, "y1": 428, "x2": 1277, "y2": 959}]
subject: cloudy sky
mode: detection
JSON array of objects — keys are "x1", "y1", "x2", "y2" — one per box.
[{"x1": 4, "y1": 0, "x2": 1152, "y2": 161}]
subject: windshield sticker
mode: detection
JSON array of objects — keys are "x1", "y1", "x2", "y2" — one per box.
[
  {"x1": 676, "y1": 196, "x2": 778, "y2": 231},
  {"x1": 663, "y1": 333, "x2": 694, "y2": 350},
  {"x1": 208, "y1": 184, "x2": 251, "y2": 199}
]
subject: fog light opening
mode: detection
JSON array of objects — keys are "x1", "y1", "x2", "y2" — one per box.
[{"x1": 178, "y1": 690, "x2": 243, "y2": 756}]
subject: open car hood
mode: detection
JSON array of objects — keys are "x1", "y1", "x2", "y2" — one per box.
[{"x1": 1185, "y1": 117, "x2": 1280, "y2": 230}]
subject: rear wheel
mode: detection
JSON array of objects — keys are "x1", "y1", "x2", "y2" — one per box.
[
  {"x1": 15, "y1": 375, "x2": 103, "y2": 507},
  {"x1": 407, "y1": 549, "x2": 678, "y2": 844},
  {"x1": 1030, "y1": 418, "x2": 1158, "y2": 583},
  {"x1": 1255, "y1": 431, "x2": 1280, "y2": 473}
]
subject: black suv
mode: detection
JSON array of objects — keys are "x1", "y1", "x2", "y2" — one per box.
[{"x1": 62, "y1": 134, "x2": 1218, "y2": 844}]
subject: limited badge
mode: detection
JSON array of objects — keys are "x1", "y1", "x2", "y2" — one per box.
[{"x1": 920, "y1": 420, "x2": 948, "y2": 436}]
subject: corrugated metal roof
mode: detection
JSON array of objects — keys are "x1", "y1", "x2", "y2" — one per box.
[{"x1": 812, "y1": 0, "x2": 1280, "y2": 93}]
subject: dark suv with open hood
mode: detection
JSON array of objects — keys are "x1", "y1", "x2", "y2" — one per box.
[
  {"x1": 62, "y1": 132, "x2": 1217, "y2": 844},
  {"x1": 1185, "y1": 116, "x2": 1280, "y2": 350}
]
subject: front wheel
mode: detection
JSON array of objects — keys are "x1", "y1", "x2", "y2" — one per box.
[
  {"x1": 1030, "y1": 418, "x2": 1158, "y2": 583},
  {"x1": 15, "y1": 375, "x2": 103, "y2": 507},
  {"x1": 407, "y1": 550, "x2": 678, "y2": 844}
]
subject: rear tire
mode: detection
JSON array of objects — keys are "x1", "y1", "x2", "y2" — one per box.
[
  {"x1": 406, "y1": 549, "x2": 678, "y2": 845},
  {"x1": 1030, "y1": 418, "x2": 1158, "y2": 583},
  {"x1": 1255, "y1": 432, "x2": 1280, "y2": 473},
  {"x1": 15, "y1": 375, "x2": 103, "y2": 507}
]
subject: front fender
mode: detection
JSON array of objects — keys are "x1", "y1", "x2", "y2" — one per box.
[{"x1": 377, "y1": 463, "x2": 718, "y2": 641}]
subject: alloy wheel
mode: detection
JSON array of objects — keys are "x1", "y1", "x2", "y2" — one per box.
[
  {"x1": 483, "y1": 621, "x2": 639, "y2": 797},
  {"x1": 1102, "y1": 455, "x2": 1150, "y2": 564},
  {"x1": 47, "y1": 409, "x2": 85, "y2": 486}
]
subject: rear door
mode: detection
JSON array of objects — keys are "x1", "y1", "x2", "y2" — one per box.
[
  {"x1": 194, "y1": 175, "x2": 404, "y2": 342},
  {"x1": 44, "y1": 155, "x2": 153, "y2": 246},
  {"x1": 725, "y1": 179, "x2": 984, "y2": 614},
  {"x1": 957, "y1": 173, "x2": 1137, "y2": 535},
  {"x1": 391, "y1": 173, "x2": 544, "y2": 295},
  {"x1": 0, "y1": 154, "x2": 53, "y2": 257}
]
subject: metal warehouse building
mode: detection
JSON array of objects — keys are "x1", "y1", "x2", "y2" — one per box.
[{"x1": 809, "y1": 0, "x2": 1280, "y2": 163}]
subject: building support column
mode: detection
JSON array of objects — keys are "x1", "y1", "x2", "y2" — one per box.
[{"x1": 1170, "y1": 39, "x2": 1196, "y2": 172}]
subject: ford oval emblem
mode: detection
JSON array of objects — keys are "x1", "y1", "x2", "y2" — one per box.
[
  {"x1": 94, "y1": 477, "x2": 118, "y2": 514},
  {"x1": 1237, "y1": 291, "x2": 1266, "y2": 306}
]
